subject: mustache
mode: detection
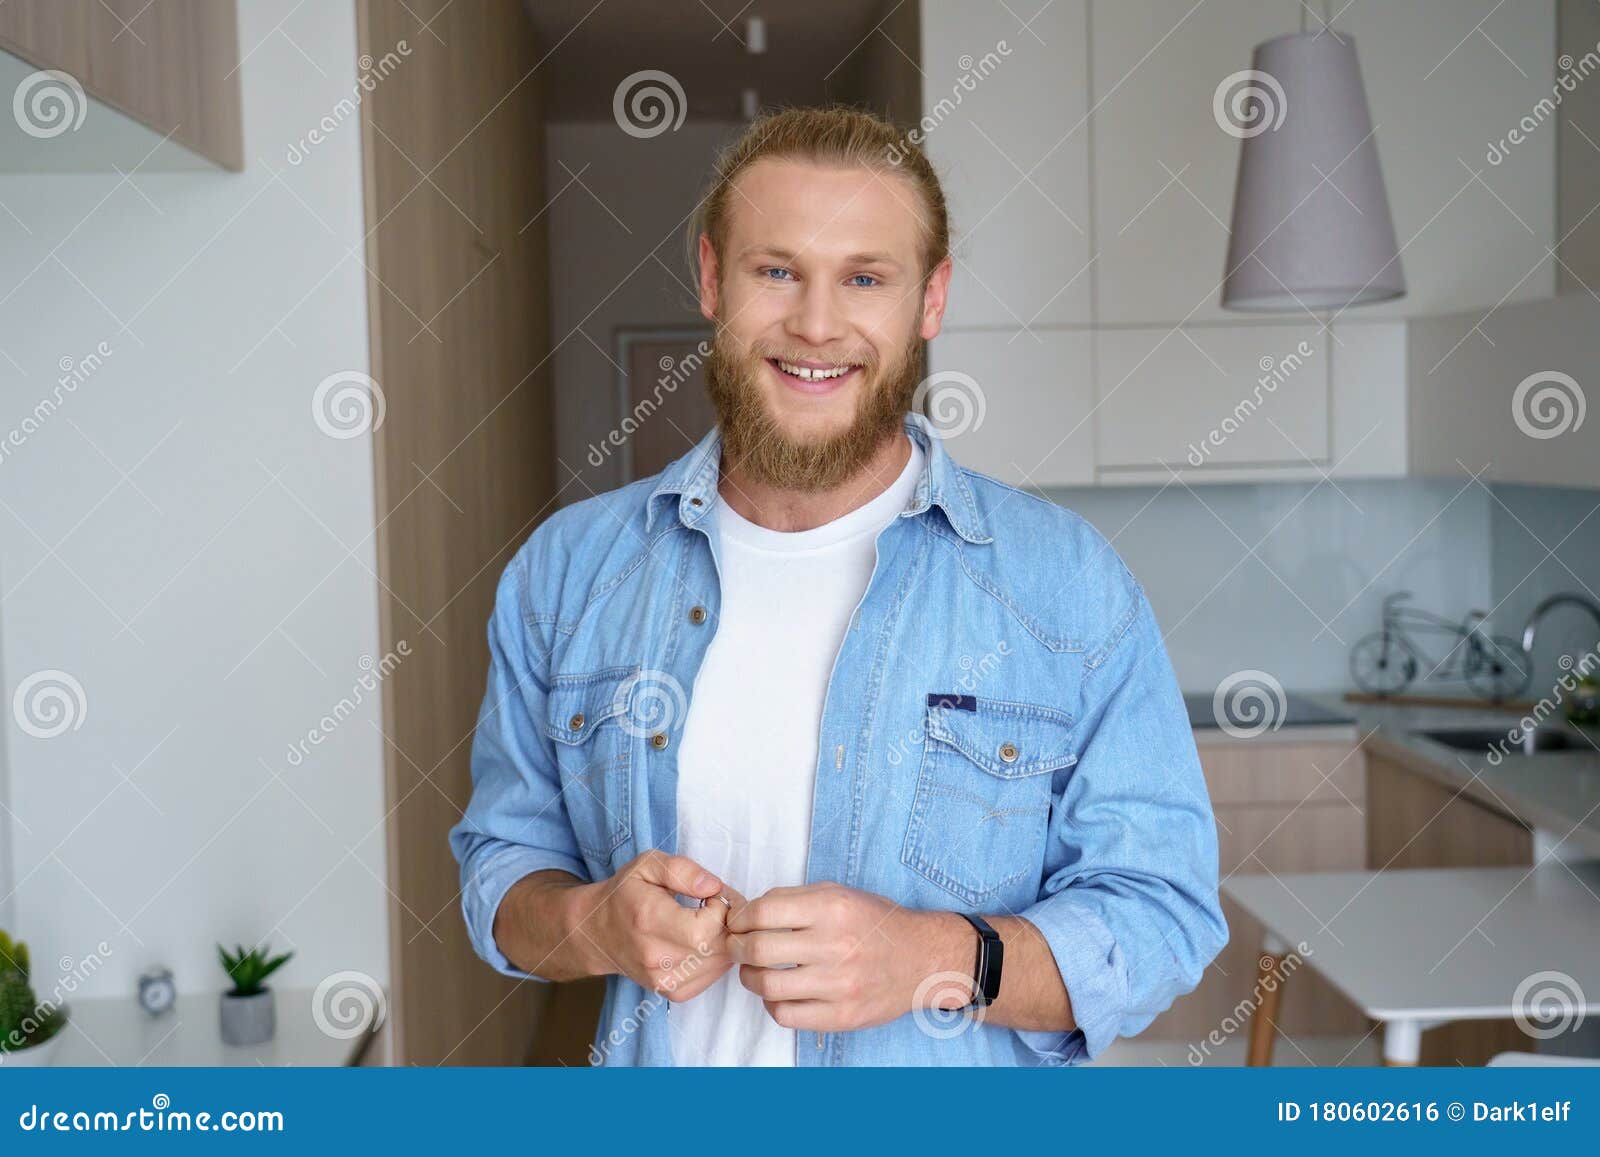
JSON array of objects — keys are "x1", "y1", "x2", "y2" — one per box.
[{"x1": 747, "y1": 343, "x2": 880, "y2": 370}]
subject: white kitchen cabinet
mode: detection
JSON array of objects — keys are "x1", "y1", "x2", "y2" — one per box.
[
  {"x1": 1339, "y1": 0, "x2": 1557, "y2": 317},
  {"x1": 919, "y1": 0, "x2": 1093, "y2": 328},
  {"x1": 1095, "y1": 323, "x2": 1330, "y2": 475},
  {"x1": 1407, "y1": 294, "x2": 1599, "y2": 489},
  {"x1": 1091, "y1": 0, "x2": 1556, "y2": 325},
  {"x1": 1089, "y1": 0, "x2": 1302, "y2": 325},
  {"x1": 924, "y1": 329, "x2": 1095, "y2": 487}
]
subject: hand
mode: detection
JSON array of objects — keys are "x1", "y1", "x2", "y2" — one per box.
[
  {"x1": 727, "y1": 882, "x2": 973, "y2": 1033},
  {"x1": 582, "y1": 850, "x2": 741, "y2": 1002}
]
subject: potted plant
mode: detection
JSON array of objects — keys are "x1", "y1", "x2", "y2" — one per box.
[
  {"x1": 217, "y1": 942, "x2": 292, "y2": 1047},
  {"x1": 0, "y1": 930, "x2": 66, "y2": 1067}
]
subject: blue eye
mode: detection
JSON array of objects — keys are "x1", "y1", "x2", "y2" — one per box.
[
  {"x1": 848, "y1": 274, "x2": 879, "y2": 288},
  {"x1": 763, "y1": 267, "x2": 796, "y2": 282}
]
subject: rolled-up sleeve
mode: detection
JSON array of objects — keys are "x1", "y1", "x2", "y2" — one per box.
[
  {"x1": 448, "y1": 553, "x2": 591, "y2": 980},
  {"x1": 1013, "y1": 580, "x2": 1227, "y2": 1064}
]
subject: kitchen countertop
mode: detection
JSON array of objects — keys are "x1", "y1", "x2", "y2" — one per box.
[{"x1": 1302, "y1": 691, "x2": 1600, "y2": 858}]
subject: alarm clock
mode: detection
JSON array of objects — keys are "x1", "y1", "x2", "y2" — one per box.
[{"x1": 137, "y1": 967, "x2": 176, "y2": 1015}]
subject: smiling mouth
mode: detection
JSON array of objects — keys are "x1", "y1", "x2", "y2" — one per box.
[{"x1": 767, "y1": 358, "x2": 863, "y2": 391}]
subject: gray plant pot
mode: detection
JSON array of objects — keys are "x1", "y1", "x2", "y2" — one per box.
[{"x1": 219, "y1": 989, "x2": 275, "y2": 1046}]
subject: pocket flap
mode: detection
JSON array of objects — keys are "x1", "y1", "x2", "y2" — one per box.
[
  {"x1": 924, "y1": 695, "x2": 1077, "y2": 777},
  {"x1": 544, "y1": 666, "x2": 639, "y2": 746}
]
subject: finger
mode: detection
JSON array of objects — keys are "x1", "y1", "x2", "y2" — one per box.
[
  {"x1": 727, "y1": 929, "x2": 819, "y2": 968},
  {"x1": 628, "y1": 850, "x2": 722, "y2": 899},
  {"x1": 762, "y1": 999, "x2": 833, "y2": 1032},
  {"x1": 727, "y1": 889, "x2": 824, "y2": 934},
  {"x1": 738, "y1": 963, "x2": 836, "y2": 1002}
]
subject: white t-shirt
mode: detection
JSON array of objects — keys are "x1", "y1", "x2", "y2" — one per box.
[{"x1": 670, "y1": 437, "x2": 925, "y2": 1066}]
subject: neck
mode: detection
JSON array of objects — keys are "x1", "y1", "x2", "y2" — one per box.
[{"x1": 718, "y1": 429, "x2": 913, "y2": 532}]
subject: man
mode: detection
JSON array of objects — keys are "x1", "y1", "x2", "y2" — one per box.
[{"x1": 450, "y1": 106, "x2": 1225, "y2": 1066}]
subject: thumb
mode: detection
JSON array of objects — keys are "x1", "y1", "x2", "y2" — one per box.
[{"x1": 631, "y1": 851, "x2": 722, "y2": 898}]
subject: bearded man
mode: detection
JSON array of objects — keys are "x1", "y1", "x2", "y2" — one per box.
[{"x1": 450, "y1": 106, "x2": 1226, "y2": 1067}]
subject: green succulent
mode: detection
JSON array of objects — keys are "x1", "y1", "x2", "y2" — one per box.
[
  {"x1": 0, "y1": 929, "x2": 64, "y2": 1052},
  {"x1": 217, "y1": 942, "x2": 293, "y2": 996}
]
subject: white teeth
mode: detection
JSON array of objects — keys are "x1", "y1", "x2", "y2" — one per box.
[{"x1": 776, "y1": 360, "x2": 853, "y2": 381}]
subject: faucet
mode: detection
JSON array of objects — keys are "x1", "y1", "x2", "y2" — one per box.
[{"x1": 1520, "y1": 593, "x2": 1600, "y2": 658}]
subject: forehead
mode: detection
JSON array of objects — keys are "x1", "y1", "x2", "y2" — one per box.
[{"x1": 722, "y1": 157, "x2": 924, "y2": 265}]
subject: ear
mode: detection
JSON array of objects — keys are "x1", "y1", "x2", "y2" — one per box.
[
  {"x1": 918, "y1": 255, "x2": 954, "y2": 341},
  {"x1": 697, "y1": 233, "x2": 720, "y2": 322}
]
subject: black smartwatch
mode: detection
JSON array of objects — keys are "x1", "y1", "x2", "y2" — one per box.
[{"x1": 958, "y1": 913, "x2": 1003, "y2": 1007}]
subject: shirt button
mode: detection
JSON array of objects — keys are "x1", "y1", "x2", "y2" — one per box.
[
  {"x1": 689, "y1": 605, "x2": 707, "y2": 624},
  {"x1": 690, "y1": 497, "x2": 703, "y2": 506},
  {"x1": 998, "y1": 742, "x2": 1018, "y2": 763},
  {"x1": 569, "y1": 713, "x2": 585, "y2": 731},
  {"x1": 650, "y1": 732, "x2": 670, "y2": 749}
]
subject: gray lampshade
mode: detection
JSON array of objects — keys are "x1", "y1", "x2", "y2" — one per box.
[{"x1": 1221, "y1": 32, "x2": 1404, "y2": 312}]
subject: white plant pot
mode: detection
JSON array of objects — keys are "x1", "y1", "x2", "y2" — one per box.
[
  {"x1": 1, "y1": 1017, "x2": 67, "y2": 1067},
  {"x1": 219, "y1": 989, "x2": 275, "y2": 1047}
]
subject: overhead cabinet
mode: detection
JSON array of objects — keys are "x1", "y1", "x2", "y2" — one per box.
[
  {"x1": 0, "y1": 0, "x2": 242, "y2": 171},
  {"x1": 920, "y1": 0, "x2": 1561, "y2": 489}
]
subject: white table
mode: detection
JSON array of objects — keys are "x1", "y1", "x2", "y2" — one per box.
[
  {"x1": 44, "y1": 989, "x2": 376, "y2": 1066},
  {"x1": 1224, "y1": 862, "x2": 1600, "y2": 1066}
]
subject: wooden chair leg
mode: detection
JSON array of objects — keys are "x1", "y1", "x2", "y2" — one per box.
[{"x1": 1246, "y1": 951, "x2": 1286, "y2": 1066}]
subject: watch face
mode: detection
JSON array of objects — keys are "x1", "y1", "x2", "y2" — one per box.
[{"x1": 139, "y1": 975, "x2": 175, "y2": 1014}]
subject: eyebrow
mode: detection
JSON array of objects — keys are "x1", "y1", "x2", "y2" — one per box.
[{"x1": 736, "y1": 245, "x2": 904, "y2": 270}]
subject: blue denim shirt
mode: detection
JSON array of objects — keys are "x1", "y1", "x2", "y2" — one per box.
[{"x1": 449, "y1": 412, "x2": 1226, "y2": 1066}]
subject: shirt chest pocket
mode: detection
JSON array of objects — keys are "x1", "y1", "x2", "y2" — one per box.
[
  {"x1": 544, "y1": 666, "x2": 639, "y2": 871},
  {"x1": 900, "y1": 697, "x2": 1076, "y2": 908}
]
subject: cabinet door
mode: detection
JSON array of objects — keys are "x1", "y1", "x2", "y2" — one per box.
[
  {"x1": 1339, "y1": 0, "x2": 1556, "y2": 316},
  {"x1": 924, "y1": 329, "x2": 1094, "y2": 486},
  {"x1": 1090, "y1": 0, "x2": 1300, "y2": 325},
  {"x1": 920, "y1": 0, "x2": 1093, "y2": 328},
  {"x1": 1095, "y1": 324, "x2": 1329, "y2": 473}
]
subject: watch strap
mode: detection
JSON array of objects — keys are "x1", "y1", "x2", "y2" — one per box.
[{"x1": 958, "y1": 913, "x2": 1003, "y2": 1007}]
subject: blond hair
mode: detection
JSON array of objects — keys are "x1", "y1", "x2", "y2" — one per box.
[{"x1": 691, "y1": 105, "x2": 950, "y2": 282}]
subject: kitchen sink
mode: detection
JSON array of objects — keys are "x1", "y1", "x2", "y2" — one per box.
[{"x1": 1414, "y1": 726, "x2": 1576, "y2": 754}]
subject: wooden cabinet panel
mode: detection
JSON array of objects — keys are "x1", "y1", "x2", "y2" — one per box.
[
  {"x1": 0, "y1": 0, "x2": 241, "y2": 169},
  {"x1": 1144, "y1": 736, "x2": 1368, "y2": 1042},
  {"x1": 1200, "y1": 738, "x2": 1366, "y2": 806},
  {"x1": 1366, "y1": 753, "x2": 1534, "y2": 1066}
]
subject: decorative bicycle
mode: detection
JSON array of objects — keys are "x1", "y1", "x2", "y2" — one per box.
[{"x1": 1349, "y1": 591, "x2": 1531, "y2": 701}]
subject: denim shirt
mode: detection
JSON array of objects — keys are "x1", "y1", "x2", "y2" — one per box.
[{"x1": 449, "y1": 412, "x2": 1226, "y2": 1066}]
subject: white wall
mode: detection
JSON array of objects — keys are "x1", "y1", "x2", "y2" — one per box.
[
  {"x1": 1048, "y1": 479, "x2": 1495, "y2": 693},
  {"x1": 0, "y1": 0, "x2": 389, "y2": 1001}
]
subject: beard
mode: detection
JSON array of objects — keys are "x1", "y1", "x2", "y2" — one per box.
[{"x1": 703, "y1": 319, "x2": 925, "y2": 493}]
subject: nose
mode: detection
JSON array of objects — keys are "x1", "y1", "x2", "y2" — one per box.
[{"x1": 783, "y1": 278, "x2": 849, "y2": 350}]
